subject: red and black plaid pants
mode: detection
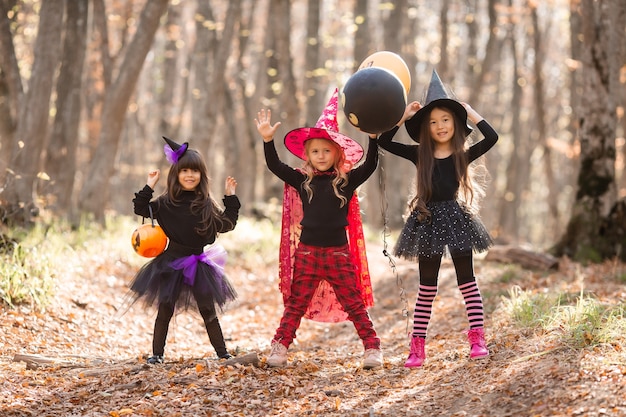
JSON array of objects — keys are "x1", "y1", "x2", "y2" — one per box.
[{"x1": 273, "y1": 243, "x2": 380, "y2": 350}]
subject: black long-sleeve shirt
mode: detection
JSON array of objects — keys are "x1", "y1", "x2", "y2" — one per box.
[
  {"x1": 378, "y1": 120, "x2": 498, "y2": 201},
  {"x1": 133, "y1": 186, "x2": 241, "y2": 249},
  {"x1": 264, "y1": 137, "x2": 378, "y2": 247}
]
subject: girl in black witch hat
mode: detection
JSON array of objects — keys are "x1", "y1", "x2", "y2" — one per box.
[
  {"x1": 128, "y1": 136, "x2": 241, "y2": 364},
  {"x1": 377, "y1": 70, "x2": 498, "y2": 368}
]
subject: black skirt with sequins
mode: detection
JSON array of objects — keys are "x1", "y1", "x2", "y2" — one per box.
[{"x1": 394, "y1": 200, "x2": 493, "y2": 260}]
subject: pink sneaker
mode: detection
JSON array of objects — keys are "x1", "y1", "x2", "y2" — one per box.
[
  {"x1": 467, "y1": 328, "x2": 489, "y2": 359},
  {"x1": 404, "y1": 336, "x2": 426, "y2": 368}
]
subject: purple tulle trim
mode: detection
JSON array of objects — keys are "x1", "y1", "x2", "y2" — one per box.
[
  {"x1": 169, "y1": 245, "x2": 227, "y2": 286},
  {"x1": 164, "y1": 142, "x2": 188, "y2": 164}
]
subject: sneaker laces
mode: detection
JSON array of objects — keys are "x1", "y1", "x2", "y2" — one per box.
[
  {"x1": 270, "y1": 342, "x2": 286, "y2": 355},
  {"x1": 410, "y1": 336, "x2": 425, "y2": 350}
]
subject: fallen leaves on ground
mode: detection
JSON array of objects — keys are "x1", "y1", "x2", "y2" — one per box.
[{"x1": 1, "y1": 239, "x2": 625, "y2": 416}]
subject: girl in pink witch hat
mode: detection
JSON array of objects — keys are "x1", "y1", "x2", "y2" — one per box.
[{"x1": 255, "y1": 89, "x2": 383, "y2": 369}]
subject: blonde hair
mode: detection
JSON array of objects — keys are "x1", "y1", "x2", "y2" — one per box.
[{"x1": 302, "y1": 139, "x2": 352, "y2": 207}]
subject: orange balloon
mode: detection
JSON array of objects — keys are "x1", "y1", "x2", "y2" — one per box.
[
  {"x1": 358, "y1": 51, "x2": 411, "y2": 95},
  {"x1": 131, "y1": 224, "x2": 168, "y2": 258}
]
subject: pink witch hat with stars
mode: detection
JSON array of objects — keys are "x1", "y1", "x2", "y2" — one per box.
[{"x1": 284, "y1": 88, "x2": 364, "y2": 166}]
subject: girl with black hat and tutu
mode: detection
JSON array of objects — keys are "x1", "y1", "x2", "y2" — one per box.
[
  {"x1": 129, "y1": 137, "x2": 241, "y2": 364},
  {"x1": 377, "y1": 70, "x2": 498, "y2": 368},
  {"x1": 254, "y1": 89, "x2": 383, "y2": 369}
]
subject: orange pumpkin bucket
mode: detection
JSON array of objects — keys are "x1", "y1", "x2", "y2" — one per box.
[{"x1": 131, "y1": 206, "x2": 168, "y2": 257}]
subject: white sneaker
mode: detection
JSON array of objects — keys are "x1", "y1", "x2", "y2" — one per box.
[
  {"x1": 363, "y1": 348, "x2": 383, "y2": 369},
  {"x1": 267, "y1": 341, "x2": 288, "y2": 367}
]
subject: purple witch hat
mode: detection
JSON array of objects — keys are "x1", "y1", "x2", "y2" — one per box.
[{"x1": 162, "y1": 136, "x2": 189, "y2": 164}]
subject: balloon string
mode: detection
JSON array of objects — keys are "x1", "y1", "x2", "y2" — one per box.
[{"x1": 378, "y1": 150, "x2": 410, "y2": 334}]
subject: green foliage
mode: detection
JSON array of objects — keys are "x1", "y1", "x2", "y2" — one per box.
[
  {"x1": 502, "y1": 285, "x2": 626, "y2": 349},
  {"x1": 501, "y1": 286, "x2": 561, "y2": 329},
  {"x1": 0, "y1": 215, "x2": 139, "y2": 309},
  {"x1": 0, "y1": 240, "x2": 54, "y2": 308},
  {"x1": 575, "y1": 244, "x2": 603, "y2": 264},
  {"x1": 548, "y1": 292, "x2": 625, "y2": 349}
]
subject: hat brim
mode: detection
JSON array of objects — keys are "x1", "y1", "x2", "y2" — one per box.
[
  {"x1": 284, "y1": 127, "x2": 364, "y2": 165},
  {"x1": 405, "y1": 99, "x2": 473, "y2": 142}
]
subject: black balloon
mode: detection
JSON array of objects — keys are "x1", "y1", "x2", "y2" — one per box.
[{"x1": 342, "y1": 67, "x2": 406, "y2": 134}]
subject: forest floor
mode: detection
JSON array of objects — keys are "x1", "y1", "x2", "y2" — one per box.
[{"x1": 1, "y1": 225, "x2": 626, "y2": 416}]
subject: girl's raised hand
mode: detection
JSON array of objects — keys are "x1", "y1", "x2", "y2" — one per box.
[
  {"x1": 147, "y1": 169, "x2": 160, "y2": 189},
  {"x1": 255, "y1": 109, "x2": 281, "y2": 142},
  {"x1": 402, "y1": 101, "x2": 422, "y2": 124},
  {"x1": 224, "y1": 176, "x2": 237, "y2": 196},
  {"x1": 461, "y1": 102, "x2": 484, "y2": 124}
]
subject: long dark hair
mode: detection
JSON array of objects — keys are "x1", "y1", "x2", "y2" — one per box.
[
  {"x1": 411, "y1": 105, "x2": 478, "y2": 218},
  {"x1": 160, "y1": 149, "x2": 233, "y2": 235}
]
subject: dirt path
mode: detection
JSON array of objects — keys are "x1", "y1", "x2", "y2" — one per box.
[{"x1": 1, "y1": 241, "x2": 625, "y2": 416}]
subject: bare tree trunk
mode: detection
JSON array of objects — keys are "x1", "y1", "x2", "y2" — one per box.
[
  {"x1": 0, "y1": 0, "x2": 22, "y2": 188},
  {"x1": 158, "y1": 1, "x2": 183, "y2": 137},
  {"x1": 467, "y1": 0, "x2": 503, "y2": 104},
  {"x1": 497, "y1": 15, "x2": 527, "y2": 244},
  {"x1": 190, "y1": 1, "x2": 217, "y2": 153},
  {"x1": 438, "y1": 0, "x2": 450, "y2": 79},
  {"x1": 554, "y1": 0, "x2": 624, "y2": 261},
  {"x1": 213, "y1": 0, "x2": 243, "y2": 186},
  {"x1": 464, "y1": 0, "x2": 479, "y2": 85},
  {"x1": 372, "y1": 0, "x2": 413, "y2": 230},
  {"x1": 0, "y1": 0, "x2": 21, "y2": 126},
  {"x1": 261, "y1": 0, "x2": 299, "y2": 193},
  {"x1": 226, "y1": 0, "x2": 260, "y2": 215},
  {"x1": 0, "y1": 70, "x2": 13, "y2": 184},
  {"x1": 352, "y1": 0, "x2": 371, "y2": 72},
  {"x1": 530, "y1": 4, "x2": 559, "y2": 236},
  {"x1": 92, "y1": 0, "x2": 113, "y2": 89},
  {"x1": 241, "y1": 0, "x2": 275, "y2": 208},
  {"x1": 272, "y1": 0, "x2": 299, "y2": 129},
  {"x1": 302, "y1": 0, "x2": 323, "y2": 127},
  {"x1": 78, "y1": 0, "x2": 169, "y2": 221},
  {"x1": 3, "y1": 0, "x2": 64, "y2": 225},
  {"x1": 45, "y1": 0, "x2": 88, "y2": 216}
]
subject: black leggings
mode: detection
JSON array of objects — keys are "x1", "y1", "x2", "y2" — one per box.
[
  {"x1": 418, "y1": 253, "x2": 476, "y2": 286},
  {"x1": 152, "y1": 302, "x2": 228, "y2": 357}
]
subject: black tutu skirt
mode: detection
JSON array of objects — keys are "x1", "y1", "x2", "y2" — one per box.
[
  {"x1": 128, "y1": 244, "x2": 237, "y2": 313},
  {"x1": 394, "y1": 200, "x2": 493, "y2": 260}
]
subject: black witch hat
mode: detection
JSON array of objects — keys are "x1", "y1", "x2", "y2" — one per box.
[
  {"x1": 162, "y1": 136, "x2": 189, "y2": 164},
  {"x1": 405, "y1": 69, "x2": 473, "y2": 142}
]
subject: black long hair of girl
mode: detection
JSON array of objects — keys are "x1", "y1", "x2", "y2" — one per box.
[
  {"x1": 159, "y1": 149, "x2": 233, "y2": 236},
  {"x1": 411, "y1": 105, "x2": 475, "y2": 218}
]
